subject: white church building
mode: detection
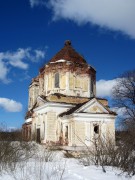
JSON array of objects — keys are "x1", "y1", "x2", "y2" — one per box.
[{"x1": 22, "y1": 40, "x2": 116, "y2": 147}]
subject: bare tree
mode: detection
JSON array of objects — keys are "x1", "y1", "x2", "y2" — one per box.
[
  {"x1": 111, "y1": 70, "x2": 135, "y2": 175},
  {"x1": 112, "y1": 70, "x2": 135, "y2": 125}
]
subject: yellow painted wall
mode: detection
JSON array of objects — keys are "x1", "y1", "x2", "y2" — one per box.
[
  {"x1": 74, "y1": 121, "x2": 85, "y2": 146},
  {"x1": 48, "y1": 74, "x2": 52, "y2": 90},
  {"x1": 83, "y1": 79, "x2": 88, "y2": 91},
  {"x1": 106, "y1": 122, "x2": 115, "y2": 143},
  {"x1": 45, "y1": 72, "x2": 90, "y2": 97},
  {"x1": 87, "y1": 106, "x2": 103, "y2": 113},
  {"x1": 69, "y1": 73, "x2": 74, "y2": 89},
  {"x1": 75, "y1": 76, "x2": 81, "y2": 88},
  {"x1": 47, "y1": 111, "x2": 56, "y2": 142},
  {"x1": 60, "y1": 74, "x2": 66, "y2": 89}
]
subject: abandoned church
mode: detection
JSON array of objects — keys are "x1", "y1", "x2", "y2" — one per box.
[{"x1": 22, "y1": 40, "x2": 116, "y2": 147}]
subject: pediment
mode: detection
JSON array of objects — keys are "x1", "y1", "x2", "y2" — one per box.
[
  {"x1": 75, "y1": 98, "x2": 109, "y2": 114},
  {"x1": 85, "y1": 104, "x2": 104, "y2": 113}
]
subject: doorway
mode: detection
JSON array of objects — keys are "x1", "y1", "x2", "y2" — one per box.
[{"x1": 37, "y1": 128, "x2": 41, "y2": 143}]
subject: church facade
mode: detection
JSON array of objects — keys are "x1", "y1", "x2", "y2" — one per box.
[{"x1": 22, "y1": 40, "x2": 116, "y2": 147}]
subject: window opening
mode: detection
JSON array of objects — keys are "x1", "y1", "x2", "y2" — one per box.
[
  {"x1": 55, "y1": 73, "x2": 59, "y2": 88},
  {"x1": 94, "y1": 125, "x2": 99, "y2": 134},
  {"x1": 65, "y1": 126, "x2": 68, "y2": 139},
  {"x1": 65, "y1": 126, "x2": 68, "y2": 145},
  {"x1": 37, "y1": 128, "x2": 41, "y2": 143}
]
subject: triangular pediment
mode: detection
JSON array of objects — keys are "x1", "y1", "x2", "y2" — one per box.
[{"x1": 75, "y1": 98, "x2": 109, "y2": 114}]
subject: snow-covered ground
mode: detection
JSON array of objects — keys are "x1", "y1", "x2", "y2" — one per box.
[{"x1": 0, "y1": 144, "x2": 134, "y2": 180}]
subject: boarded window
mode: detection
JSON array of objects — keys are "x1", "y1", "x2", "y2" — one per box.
[{"x1": 55, "y1": 73, "x2": 59, "y2": 88}]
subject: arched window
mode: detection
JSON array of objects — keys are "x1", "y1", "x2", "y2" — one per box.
[{"x1": 55, "y1": 73, "x2": 60, "y2": 88}]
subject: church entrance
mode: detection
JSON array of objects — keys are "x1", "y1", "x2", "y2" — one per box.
[{"x1": 36, "y1": 128, "x2": 41, "y2": 143}]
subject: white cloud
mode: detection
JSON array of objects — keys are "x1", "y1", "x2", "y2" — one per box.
[
  {"x1": 0, "y1": 60, "x2": 10, "y2": 83},
  {"x1": 6, "y1": 49, "x2": 29, "y2": 69},
  {"x1": 34, "y1": 50, "x2": 45, "y2": 60},
  {"x1": 111, "y1": 107, "x2": 126, "y2": 117},
  {"x1": 29, "y1": 0, "x2": 46, "y2": 8},
  {"x1": 96, "y1": 79, "x2": 117, "y2": 97},
  {"x1": 27, "y1": 49, "x2": 46, "y2": 62},
  {"x1": 30, "y1": 0, "x2": 38, "y2": 7},
  {"x1": 0, "y1": 48, "x2": 45, "y2": 83},
  {"x1": 32, "y1": 0, "x2": 135, "y2": 39},
  {"x1": 0, "y1": 98, "x2": 23, "y2": 112}
]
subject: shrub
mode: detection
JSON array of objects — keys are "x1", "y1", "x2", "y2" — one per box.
[{"x1": 80, "y1": 134, "x2": 135, "y2": 175}]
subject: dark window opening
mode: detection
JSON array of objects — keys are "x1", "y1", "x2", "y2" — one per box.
[
  {"x1": 61, "y1": 123, "x2": 63, "y2": 133},
  {"x1": 29, "y1": 128, "x2": 31, "y2": 140},
  {"x1": 55, "y1": 73, "x2": 60, "y2": 88},
  {"x1": 37, "y1": 128, "x2": 41, "y2": 143},
  {"x1": 94, "y1": 125, "x2": 99, "y2": 134},
  {"x1": 65, "y1": 126, "x2": 68, "y2": 138}
]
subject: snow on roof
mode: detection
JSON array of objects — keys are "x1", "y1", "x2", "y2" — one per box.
[
  {"x1": 50, "y1": 59, "x2": 67, "y2": 63},
  {"x1": 25, "y1": 118, "x2": 32, "y2": 123}
]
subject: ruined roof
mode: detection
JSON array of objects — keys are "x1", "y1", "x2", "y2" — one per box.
[
  {"x1": 26, "y1": 94, "x2": 116, "y2": 119},
  {"x1": 26, "y1": 94, "x2": 89, "y2": 119},
  {"x1": 46, "y1": 93, "x2": 89, "y2": 104},
  {"x1": 39, "y1": 40, "x2": 96, "y2": 74},
  {"x1": 29, "y1": 76, "x2": 39, "y2": 86},
  {"x1": 49, "y1": 40, "x2": 87, "y2": 64},
  {"x1": 38, "y1": 93, "x2": 89, "y2": 105},
  {"x1": 59, "y1": 97, "x2": 117, "y2": 117},
  {"x1": 59, "y1": 102, "x2": 87, "y2": 117},
  {"x1": 25, "y1": 110, "x2": 33, "y2": 119}
]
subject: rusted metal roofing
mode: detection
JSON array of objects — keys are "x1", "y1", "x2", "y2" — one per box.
[
  {"x1": 39, "y1": 40, "x2": 96, "y2": 75},
  {"x1": 49, "y1": 40, "x2": 87, "y2": 64}
]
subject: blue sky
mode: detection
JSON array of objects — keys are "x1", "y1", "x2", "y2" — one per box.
[{"x1": 0, "y1": 0, "x2": 135, "y2": 129}]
